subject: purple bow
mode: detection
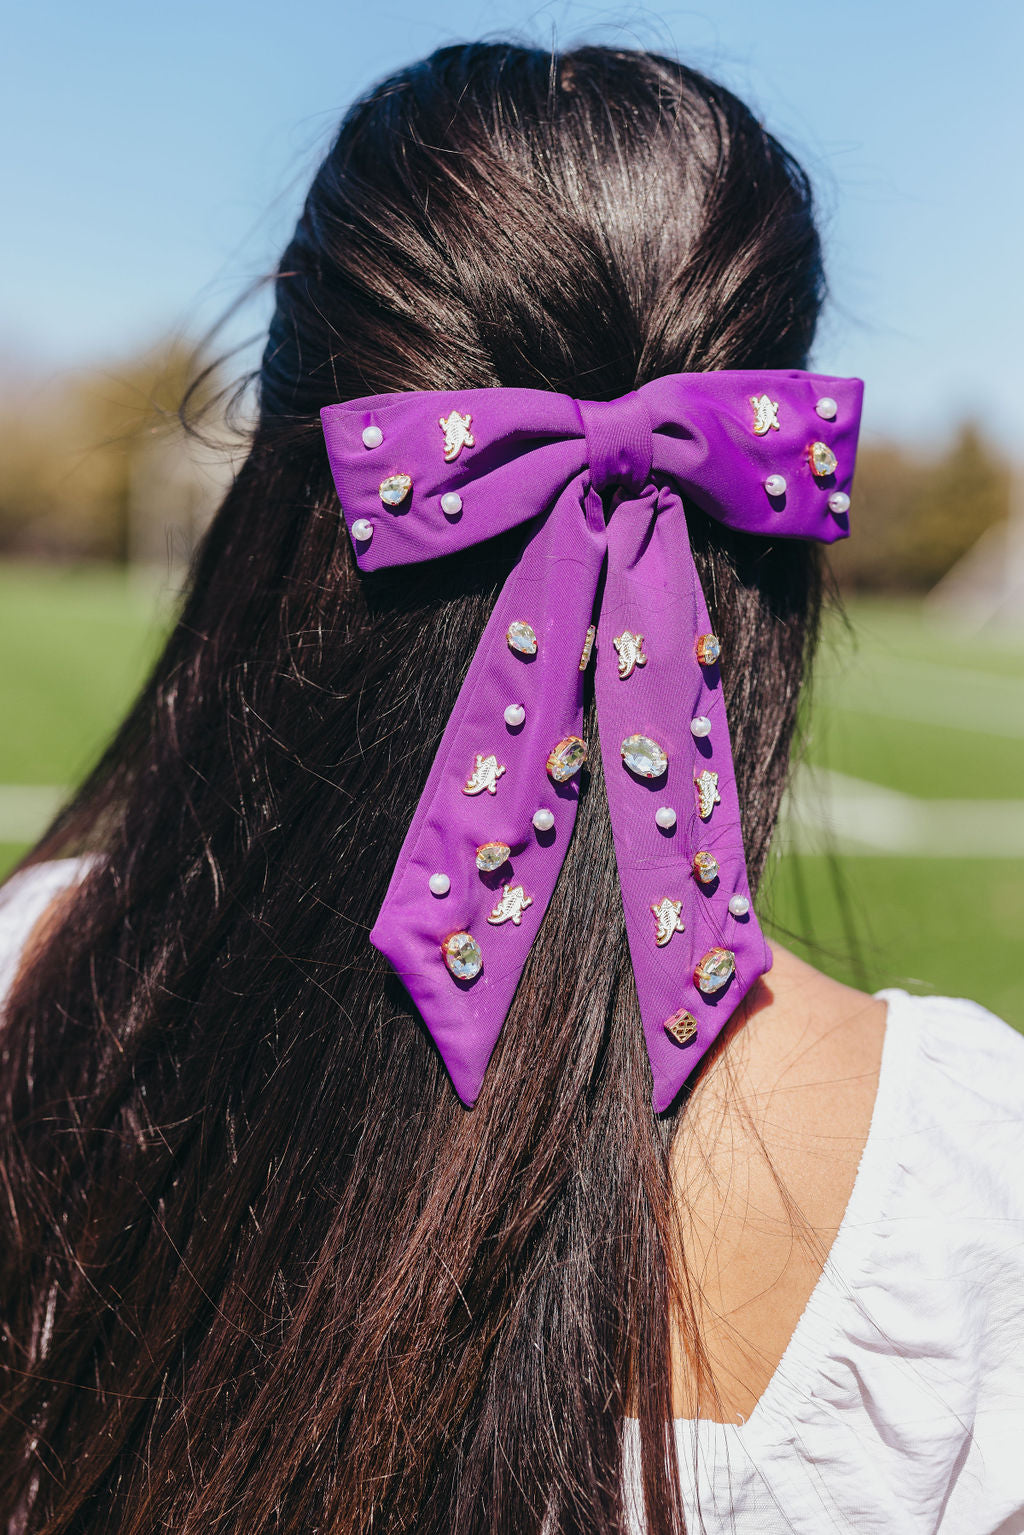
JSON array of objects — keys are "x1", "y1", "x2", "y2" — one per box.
[{"x1": 321, "y1": 370, "x2": 863, "y2": 1110}]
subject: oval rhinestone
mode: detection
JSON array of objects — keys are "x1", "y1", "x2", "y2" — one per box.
[
  {"x1": 475, "y1": 841, "x2": 511, "y2": 873},
  {"x1": 506, "y1": 620, "x2": 538, "y2": 656},
  {"x1": 808, "y1": 441, "x2": 838, "y2": 479},
  {"x1": 694, "y1": 947, "x2": 736, "y2": 995},
  {"x1": 692, "y1": 851, "x2": 719, "y2": 884},
  {"x1": 546, "y1": 735, "x2": 587, "y2": 782},
  {"x1": 379, "y1": 473, "x2": 412, "y2": 506},
  {"x1": 664, "y1": 1008, "x2": 698, "y2": 1046},
  {"x1": 695, "y1": 633, "x2": 721, "y2": 667},
  {"x1": 441, "y1": 930, "x2": 483, "y2": 980},
  {"x1": 620, "y1": 733, "x2": 668, "y2": 779}
]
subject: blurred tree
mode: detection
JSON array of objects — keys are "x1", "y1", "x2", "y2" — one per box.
[
  {"x1": 0, "y1": 339, "x2": 225, "y2": 565},
  {"x1": 828, "y1": 423, "x2": 1010, "y2": 591}
]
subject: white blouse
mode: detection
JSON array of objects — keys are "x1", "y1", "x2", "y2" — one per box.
[
  {"x1": 624, "y1": 986, "x2": 1024, "y2": 1534},
  {"x1": 2, "y1": 862, "x2": 1024, "y2": 1533}
]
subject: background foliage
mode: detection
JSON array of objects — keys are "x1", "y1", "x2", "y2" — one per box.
[
  {"x1": 0, "y1": 341, "x2": 224, "y2": 565},
  {"x1": 829, "y1": 424, "x2": 1010, "y2": 591}
]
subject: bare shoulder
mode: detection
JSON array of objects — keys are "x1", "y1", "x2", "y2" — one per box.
[{"x1": 667, "y1": 945, "x2": 887, "y2": 1421}]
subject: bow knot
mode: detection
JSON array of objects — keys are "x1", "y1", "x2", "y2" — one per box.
[
  {"x1": 577, "y1": 391, "x2": 654, "y2": 499},
  {"x1": 321, "y1": 369, "x2": 863, "y2": 1110}
]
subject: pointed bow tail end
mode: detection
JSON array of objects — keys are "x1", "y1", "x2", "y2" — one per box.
[{"x1": 320, "y1": 370, "x2": 864, "y2": 1109}]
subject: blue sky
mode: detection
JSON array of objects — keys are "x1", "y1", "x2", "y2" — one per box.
[{"x1": 3, "y1": 0, "x2": 1021, "y2": 448}]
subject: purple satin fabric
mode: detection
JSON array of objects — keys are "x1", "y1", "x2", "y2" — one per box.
[{"x1": 321, "y1": 370, "x2": 864, "y2": 1110}]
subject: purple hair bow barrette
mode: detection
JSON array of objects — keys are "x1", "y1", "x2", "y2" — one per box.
[{"x1": 321, "y1": 370, "x2": 863, "y2": 1110}]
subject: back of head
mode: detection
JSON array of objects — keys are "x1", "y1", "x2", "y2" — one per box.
[{"x1": 1, "y1": 42, "x2": 825, "y2": 1534}]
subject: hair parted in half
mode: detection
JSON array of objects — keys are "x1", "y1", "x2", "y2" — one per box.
[{"x1": 0, "y1": 42, "x2": 825, "y2": 1535}]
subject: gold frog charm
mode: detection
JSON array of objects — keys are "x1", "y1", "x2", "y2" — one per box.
[
  {"x1": 463, "y1": 753, "x2": 506, "y2": 796},
  {"x1": 439, "y1": 409, "x2": 475, "y2": 462},
  {"x1": 750, "y1": 394, "x2": 781, "y2": 436},
  {"x1": 694, "y1": 769, "x2": 721, "y2": 821},
  {"x1": 487, "y1": 883, "x2": 533, "y2": 926},
  {"x1": 612, "y1": 630, "x2": 647, "y2": 680},
  {"x1": 650, "y1": 897, "x2": 685, "y2": 948}
]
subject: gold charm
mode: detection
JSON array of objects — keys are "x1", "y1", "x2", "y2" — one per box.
[
  {"x1": 695, "y1": 633, "x2": 721, "y2": 667},
  {"x1": 694, "y1": 769, "x2": 721, "y2": 820},
  {"x1": 441, "y1": 930, "x2": 483, "y2": 980},
  {"x1": 750, "y1": 394, "x2": 780, "y2": 435},
  {"x1": 463, "y1": 753, "x2": 506, "y2": 796},
  {"x1": 651, "y1": 896, "x2": 685, "y2": 947},
  {"x1": 694, "y1": 947, "x2": 736, "y2": 994},
  {"x1": 475, "y1": 841, "x2": 510, "y2": 872},
  {"x1": 578, "y1": 624, "x2": 596, "y2": 672},
  {"x1": 379, "y1": 473, "x2": 412, "y2": 506},
  {"x1": 807, "y1": 440, "x2": 838, "y2": 478},
  {"x1": 487, "y1": 883, "x2": 533, "y2": 926},
  {"x1": 612, "y1": 630, "x2": 647, "y2": 679},
  {"x1": 439, "y1": 409, "x2": 475, "y2": 462},
  {"x1": 663, "y1": 1008, "x2": 698, "y2": 1046}
]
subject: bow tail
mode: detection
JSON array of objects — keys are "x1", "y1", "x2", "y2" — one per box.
[
  {"x1": 370, "y1": 483, "x2": 605, "y2": 1106},
  {"x1": 593, "y1": 486, "x2": 772, "y2": 1112}
]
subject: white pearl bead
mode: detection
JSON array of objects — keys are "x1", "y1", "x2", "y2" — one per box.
[
  {"x1": 441, "y1": 491, "x2": 463, "y2": 517},
  {"x1": 690, "y1": 716, "x2": 711, "y2": 738},
  {"x1": 815, "y1": 397, "x2": 837, "y2": 420},
  {"x1": 728, "y1": 894, "x2": 750, "y2": 917},
  {"x1": 532, "y1": 807, "x2": 555, "y2": 832},
  {"x1": 504, "y1": 703, "x2": 525, "y2": 727},
  {"x1": 655, "y1": 806, "x2": 676, "y2": 830},
  {"x1": 828, "y1": 491, "x2": 851, "y2": 515},
  {"x1": 361, "y1": 425, "x2": 383, "y2": 448},
  {"x1": 351, "y1": 519, "x2": 374, "y2": 543},
  {"x1": 764, "y1": 474, "x2": 787, "y2": 498},
  {"x1": 429, "y1": 873, "x2": 450, "y2": 897}
]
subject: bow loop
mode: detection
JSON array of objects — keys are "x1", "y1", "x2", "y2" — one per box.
[{"x1": 320, "y1": 369, "x2": 863, "y2": 1109}]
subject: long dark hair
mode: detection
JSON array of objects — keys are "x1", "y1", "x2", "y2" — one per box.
[{"x1": 0, "y1": 43, "x2": 825, "y2": 1534}]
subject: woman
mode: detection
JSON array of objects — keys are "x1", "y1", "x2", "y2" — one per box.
[{"x1": 1, "y1": 43, "x2": 1021, "y2": 1535}]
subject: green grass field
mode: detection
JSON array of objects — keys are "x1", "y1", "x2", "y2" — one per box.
[{"x1": 2, "y1": 565, "x2": 1022, "y2": 1029}]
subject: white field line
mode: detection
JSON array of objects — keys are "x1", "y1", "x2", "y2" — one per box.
[
  {"x1": 2, "y1": 775, "x2": 1023, "y2": 860},
  {"x1": 819, "y1": 654, "x2": 1024, "y2": 739},
  {"x1": 780, "y1": 767, "x2": 1024, "y2": 857}
]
